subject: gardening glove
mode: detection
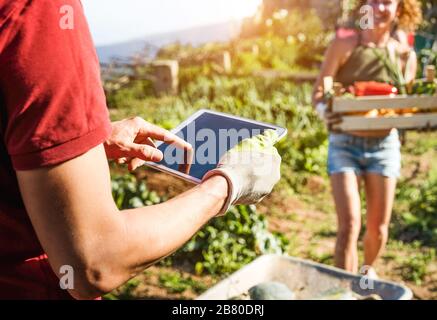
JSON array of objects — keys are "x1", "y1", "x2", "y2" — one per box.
[{"x1": 202, "y1": 129, "x2": 282, "y2": 216}]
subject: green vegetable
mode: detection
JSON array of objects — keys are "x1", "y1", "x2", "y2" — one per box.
[
  {"x1": 412, "y1": 79, "x2": 436, "y2": 95},
  {"x1": 371, "y1": 47, "x2": 407, "y2": 94},
  {"x1": 231, "y1": 129, "x2": 279, "y2": 154}
]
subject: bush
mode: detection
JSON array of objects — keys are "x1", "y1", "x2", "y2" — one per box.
[
  {"x1": 393, "y1": 175, "x2": 437, "y2": 247},
  {"x1": 175, "y1": 205, "x2": 289, "y2": 275},
  {"x1": 112, "y1": 174, "x2": 164, "y2": 208}
]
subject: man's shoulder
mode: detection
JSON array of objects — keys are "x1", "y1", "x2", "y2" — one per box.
[
  {"x1": 0, "y1": 1, "x2": 21, "y2": 26},
  {"x1": 0, "y1": 0, "x2": 82, "y2": 25}
]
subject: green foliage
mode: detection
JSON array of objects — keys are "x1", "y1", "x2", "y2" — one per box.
[
  {"x1": 106, "y1": 80, "x2": 154, "y2": 109},
  {"x1": 158, "y1": 271, "x2": 207, "y2": 294},
  {"x1": 111, "y1": 174, "x2": 164, "y2": 209},
  {"x1": 264, "y1": 10, "x2": 332, "y2": 68},
  {"x1": 104, "y1": 279, "x2": 140, "y2": 300},
  {"x1": 394, "y1": 175, "x2": 437, "y2": 247},
  {"x1": 419, "y1": 0, "x2": 437, "y2": 34},
  {"x1": 240, "y1": 8, "x2": 333, "y2": 69},
  {"x1": 398, "y1": 244, "x2": 435, "y2": 285},
  {"x1": 111, "y1": 174, "x2": 288, "y2": 276},
  {"x1": 402, "y1": 132, "x2": 437, "y2": 156},
  {"x1": 175, "y1": 205, "x2": 289, "y2": 275},
  {"x1": 412, "y1": 77, "x2": 436, "y2": 95},
  {"x1": 231, "y1": 36, "x2": 306, "y2": 73}
]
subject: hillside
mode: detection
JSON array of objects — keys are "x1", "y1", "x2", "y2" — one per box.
[{"x1": 96, "y1": 20, "x2": 241, "y2": 63}]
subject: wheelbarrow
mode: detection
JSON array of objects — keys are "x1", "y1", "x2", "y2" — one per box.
[{"x1": 197, "y1": 254, "x2": 412, "y2": 300}]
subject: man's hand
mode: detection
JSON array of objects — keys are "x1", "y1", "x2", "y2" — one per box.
[
  {"x1": 104, "y1": 117, "x2": 192, "y2": 171},
  {"x1": 202, "y1": 129, "x2": 282, "y2": 216}
]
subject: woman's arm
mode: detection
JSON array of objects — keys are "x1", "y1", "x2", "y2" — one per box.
[
  {"x1": 312, "y1": 37, "x2": 351, "y2": 106},
  {"x1": 312, "y1": 37, "x2": 354, "y2": 127}
]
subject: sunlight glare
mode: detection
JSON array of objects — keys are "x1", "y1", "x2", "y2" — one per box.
[{"x1": 227, "y1": 0, "x2": 262, "y2": 19}]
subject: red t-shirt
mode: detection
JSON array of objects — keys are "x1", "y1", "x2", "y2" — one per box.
[{"x1": 0, "y1": 0, "x2": 111, "y2": 299}]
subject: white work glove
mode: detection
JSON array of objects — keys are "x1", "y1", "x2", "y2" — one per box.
[{"x1": 202, "y1": 129, "x2": 282, "y2": 216}]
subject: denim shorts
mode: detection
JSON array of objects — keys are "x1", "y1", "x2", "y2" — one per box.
[{"x1": 328, "y1": 130, "x2": 401, "y2": 178}]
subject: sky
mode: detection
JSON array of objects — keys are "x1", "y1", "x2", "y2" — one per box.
[{"x1": 81, "y1": 0, "x2": 262, "y2": 46}]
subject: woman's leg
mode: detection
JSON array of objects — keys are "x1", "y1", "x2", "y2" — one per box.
[
  {"x1": 331, "y1": 172, "x2": 362, "y2": 273},
  {"x1": 363, "y1": 173, "x2": 397, "y2": 267}
]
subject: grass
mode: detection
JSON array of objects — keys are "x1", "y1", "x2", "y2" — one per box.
[
  {"x1": 398, "y1": 249, "x2": 436, "y2": 285},
  {"x1": 384, "y1": 240, "x2": 436, "y2": 287},
  {"x1": 104, "y1": 279, "x2": 141, "y2": 300},
  {"x1": 159, "y1": 271, "x2": 207, "y2": 294}
]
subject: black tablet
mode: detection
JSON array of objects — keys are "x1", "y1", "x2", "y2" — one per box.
[{"x1": 144, "y1": 109, "x2": 287, "y2": 184}]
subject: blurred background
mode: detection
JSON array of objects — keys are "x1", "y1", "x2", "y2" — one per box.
[{"x1": 82, "y1": 0, "x2": 436, "y2": 300}]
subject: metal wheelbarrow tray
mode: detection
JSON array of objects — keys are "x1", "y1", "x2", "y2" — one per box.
[{"x1": 197, "y1": 254, "x2": 412, "y2": 300}]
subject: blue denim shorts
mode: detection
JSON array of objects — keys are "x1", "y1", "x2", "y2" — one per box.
[{"x1": 328, "y1": 130, "x2": 401, "y2": 178}]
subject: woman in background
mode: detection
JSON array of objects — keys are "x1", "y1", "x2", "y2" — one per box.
[{"x1": 312, "y1": 0, "x2": 422, "y2": 277}]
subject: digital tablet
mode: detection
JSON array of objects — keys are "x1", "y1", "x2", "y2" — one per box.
[{"x1": 144, "y1": 109, "x2": 287, "y2": 184}]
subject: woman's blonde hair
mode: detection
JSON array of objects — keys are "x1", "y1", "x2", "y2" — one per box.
[{"x1": 355, "y1": 0, "x2": 423, "y2": 32}]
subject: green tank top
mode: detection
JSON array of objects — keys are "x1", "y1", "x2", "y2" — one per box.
[{"x1": 335, "y1": 45, "x2": 396, "y2": 87}]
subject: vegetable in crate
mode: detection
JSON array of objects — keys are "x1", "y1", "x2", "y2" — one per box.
[
  {"x1": 344, "y1": 81, "x2": 398, "y2": 117},
  {"x1": 412, "y1": 65, "x2": 436, "y2": 95},
  {"x1": 351, "y1": 81, "x2": 398, "y2": 96}
]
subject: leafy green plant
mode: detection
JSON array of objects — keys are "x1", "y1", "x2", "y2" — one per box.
[
  {"x1": 398, "y1": 247, "x2": 435, "y2": 285},
  {"x1": 111, "y1": 174, "x2": 288, "y2": 276},
  {"x1": 158, "y1": 271, "x2": 207, "y2": 294},
  {"x1": 111, "y1": 174, "x2": 164, "y2": 209},
  {"x1": 104, "y1": 279, "x2": 141, "y2": 300},
  {"x1": 393, "y1": 175, "x2": 437, "y2": 247},
  {"x1": 175, "y1": 205, "x2": 289, "y2": 276}
]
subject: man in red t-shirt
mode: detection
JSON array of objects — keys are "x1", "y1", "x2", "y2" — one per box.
[{"x1": 0, "y1": 0, "x2": 281, "y2": 299}]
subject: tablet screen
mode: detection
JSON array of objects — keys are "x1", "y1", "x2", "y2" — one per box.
[{"x1": 156, "y1": 111, "x2": 283, "y2": 181}]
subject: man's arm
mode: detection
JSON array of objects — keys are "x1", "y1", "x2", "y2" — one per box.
[{"x1": 16, "y1": 144, "x2": 228, "y2": 299}]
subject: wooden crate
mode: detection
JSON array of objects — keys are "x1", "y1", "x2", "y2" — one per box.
[{"x1": 331, "y1": 95, "x2": 437, "y2": 131}]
